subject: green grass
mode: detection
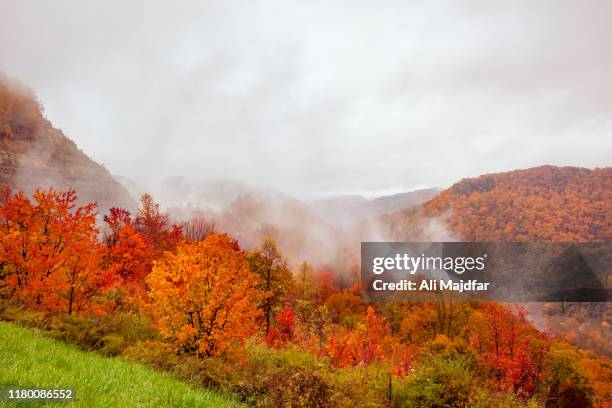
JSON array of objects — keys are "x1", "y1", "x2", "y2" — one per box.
[{"x1": 0, "y1": 322, "x2": 240, "y2": 407}]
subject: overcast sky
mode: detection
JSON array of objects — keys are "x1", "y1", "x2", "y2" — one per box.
[{"x1": 1, "y1": 0, "x2": 611, "y2": 199}]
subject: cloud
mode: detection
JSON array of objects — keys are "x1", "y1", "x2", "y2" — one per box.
[{"x1": 1, "y1": 0, "x2": 610, "y2": 202}]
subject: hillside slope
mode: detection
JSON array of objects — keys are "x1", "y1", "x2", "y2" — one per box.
[
  {"x1": 384, "y1": 165, "x2": 611, "y2": 242},
  {"x1": 0, "y1": 74, "x2": 135, "y2": 213},
  {"x1": 382, "y1": 165, "x2": 612, "y2": 356},
  {"x1": 0, "y1": 322, "x2": 238, "y2": 407}
]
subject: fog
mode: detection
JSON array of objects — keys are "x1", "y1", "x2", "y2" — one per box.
[{"x1": 1, "y1": 0, "x2": 611, "y2": 202}]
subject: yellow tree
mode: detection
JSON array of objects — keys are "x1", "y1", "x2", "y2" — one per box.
[
  {"x1": 146, "y1": 233, "x2": 261, "y2": 357},
  {"x1": 246, "y1": 236, "x2": 294, "y2": 335}
]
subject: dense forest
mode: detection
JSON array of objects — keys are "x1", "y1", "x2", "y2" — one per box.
[
  {"x1": 382, "y1": 167, "x2": 611, "y2": 357},
  {"x1": 2, "y1": 187, "x2": 610, "y2": 407},
  {"x1": 384, "y1": 166, "x2": 611, "y2": 243}
]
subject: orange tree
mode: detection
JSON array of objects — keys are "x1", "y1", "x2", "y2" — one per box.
[
  {"x1": 470, "y1": 303, "x2": 551, "y2": 397},
  {"x1": 0, "y1": 187, "x2": 99, "y2": 315},
  {"x1": 146, "y1": 233, "x2": 261, "y2": 357},
  {"x1": 99, "y1": 208, "x2": 152, "y2": 312},
  {"x1": 135, "y1": 193, "x2": 182, "y2": 256}
]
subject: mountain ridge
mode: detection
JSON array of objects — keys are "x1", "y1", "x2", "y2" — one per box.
[
  {"x1": 384, "y1": 165, "x2": 611, "y2": 242},
  {"x1": 0, "y1": 73, "x2": 136, "y2": 213}
]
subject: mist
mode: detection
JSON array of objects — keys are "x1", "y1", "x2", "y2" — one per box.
[
  {"x1": 2, "y1": 1, "x2": 610, "y2": 275},
  {"x1": 151, "y1": 177, "x2": 450, "y2": 273},
  {"x1": 1, "y1": 0, "x2": 611, "y2": 202}
]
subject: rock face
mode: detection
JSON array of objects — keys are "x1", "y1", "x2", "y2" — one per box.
[{"x1": 0, "y1": 73, "x2": 136, "y2": 213}]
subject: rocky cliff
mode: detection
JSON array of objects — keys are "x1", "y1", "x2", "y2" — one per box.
[{"x1": 0, "y1": 73, "x2": 136, "y2": 213}]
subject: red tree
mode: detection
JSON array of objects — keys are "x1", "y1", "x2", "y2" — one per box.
[{"x1": 0, "y1": 188, "x2": 100, "y2": 315}]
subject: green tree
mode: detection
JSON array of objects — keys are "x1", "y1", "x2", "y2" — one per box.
[{"x1": 545, "y1": 341, "x2": 592, "y2": 408}]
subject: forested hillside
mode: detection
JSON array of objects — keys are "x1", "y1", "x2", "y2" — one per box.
[
  {"x1": 384, "y1": 166, "x2": 611, "y2": 242},
  {"x1": 383, "y1": 166, "x2": 611, "y2": 359}
]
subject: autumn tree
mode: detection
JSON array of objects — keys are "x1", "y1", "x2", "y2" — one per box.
[
  {"x1": 266, "y1": 306, "x2": 296, "y2": 347},
  {"x1": 296, "y1": 261, "x2": 316, "y2": 300},
  {"x1": 323, "y1": 306, "x2": 412, "y2": 370},
  {"x1": 180, "y1": 210, "x2": 215, "y2": 242},
  {"x1": 314, "y1": 266, "x2": 337, "y2": 303},
  {"x1": 432, "y1": 294, "x2": 471, "y2": 338},
  {"x1": 135, "y1": 194, "x2": 182, "y2": 255},
  {"x1": 472, "y1": 303, "x2": 551, "y2": 397},
  {"x1": 146, "y1": 233, "x2": 261, "y2": 357},
  {"x1": 386, "y1": 166, "x2": 612, "y2": 243},
  {"x1": 0, "y1": 187, "x2": 12, "y2": 297},
  {"x1": 294, "y1": 260, "x2": 321, "y2": 327},
  {"x1": 545, "y1": 341, "x2": 593, "y2": 407},
  {"x1": 100, "y1": 207, "x2": 152, "y2": 311},
  {"x1": 103, "y1": 207, "x2": 133, "y2": 247},
  {"x1": 246, "y1": 236, "x2": 294, "y2": 335},
  {"x1": 0, "y1": 187, "x2": 100, "y2": 315},
  {"x1": 0, "y1": 75, "x2": 44, "y2": 140},
  {"x1": 324, "y1": 291, "x2": 366, "y2": 325}
]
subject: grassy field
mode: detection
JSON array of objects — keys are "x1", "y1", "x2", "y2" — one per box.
[{"x1": 0, "y1": 322, "x2": 240, "y2": 407}]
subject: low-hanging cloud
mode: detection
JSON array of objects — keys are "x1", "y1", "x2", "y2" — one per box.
[{"x1": 1, "y1": 0, "x2": 610, "y2": 201}]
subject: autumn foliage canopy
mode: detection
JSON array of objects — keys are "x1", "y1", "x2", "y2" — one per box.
[
  {"x1": 0, "y1": 180, "x2": 608, "y2": 406},
  {"x1": 146, "y1": 233, "x2": 261, "y2": 356},
  {"x1": 0, "y1": 187, "x2": 99, "y2": 315}
]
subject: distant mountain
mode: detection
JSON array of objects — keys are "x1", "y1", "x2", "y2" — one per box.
[
  {"x1": 0, "y1": 74, "x2": 136, "y2": 213},
  {"x1": 311, "y1": 188, "x2": 438, "y2": 227},
  {"x1": 384, "y1": 166, "x2": 611, "y2": 242},
  {"x1": 310, "y1": 195, "x2": 371, "y2": 227},
  {"x1": 371, "y1": 188, "x2": 439, "y2": 213}
]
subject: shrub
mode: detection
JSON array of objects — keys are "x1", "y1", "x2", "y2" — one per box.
[
  {"x1": 0, "y1": 301, "x2": 157, "y2": 355},
  {"x1": 422, "y1": 335, "x2": 474, "y2": 360},
  {"x1": 122, "y1": 340, "x2": 179, "y2": 372},
  {"x1": 395, "y1": 355, "x2": 473, "y2": 408},
  {"x1": 545, "y1": 341, "x2": 593, "y2": 408},
  {"x1": 263, "y1": 371, "x2": 332, "y2": 408}
]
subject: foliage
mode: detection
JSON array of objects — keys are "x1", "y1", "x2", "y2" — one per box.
[
  {"x1": 246, "y1": 236, "x2": 294, "y2": 335},
  {"x1": 0, "y1": 74, "x2": 44, "y2": 140},
  {"x1": 396, "y1": 355, "x2": 473, "y2": 408},
  {"x1": 0, "y1": 300, "x2": 157, "y2": 356},
  {"x1": 325, "y1": 292, "x2": 366, "y2": 325},
  {"x1": 134, "y1": 193, "x2": 183, "y2": 255},
  {"x1": 100, "y1": 207, "x2": 152, "y2": 311},
  {"x1": 545, "y1": 341, "x2": 593, "y2": 407},
  {"x1": 0, "y1": 187, "x2": 100, "y2": 315},
  {"x1": 418, "y1": 166, "x2": 611, "y2": 242},
  {"x1": 471, "y1": 304, "x2": 550, "y2": 398},
  {"x1": 382, "y1": 166, "x2": 610, "y2": 404},
  {"x1": 265, "y1": 306, "x2": 296, "y2": 347},
  {"x1": 146, "y1": 233, "x2": 261, "y2": 357},
  {"x1": 264, "y1": 371, "x2": 332, "y2": 408},
  {"x1": 0, "y1": 184, "x2": 609, "y2": 407}
]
